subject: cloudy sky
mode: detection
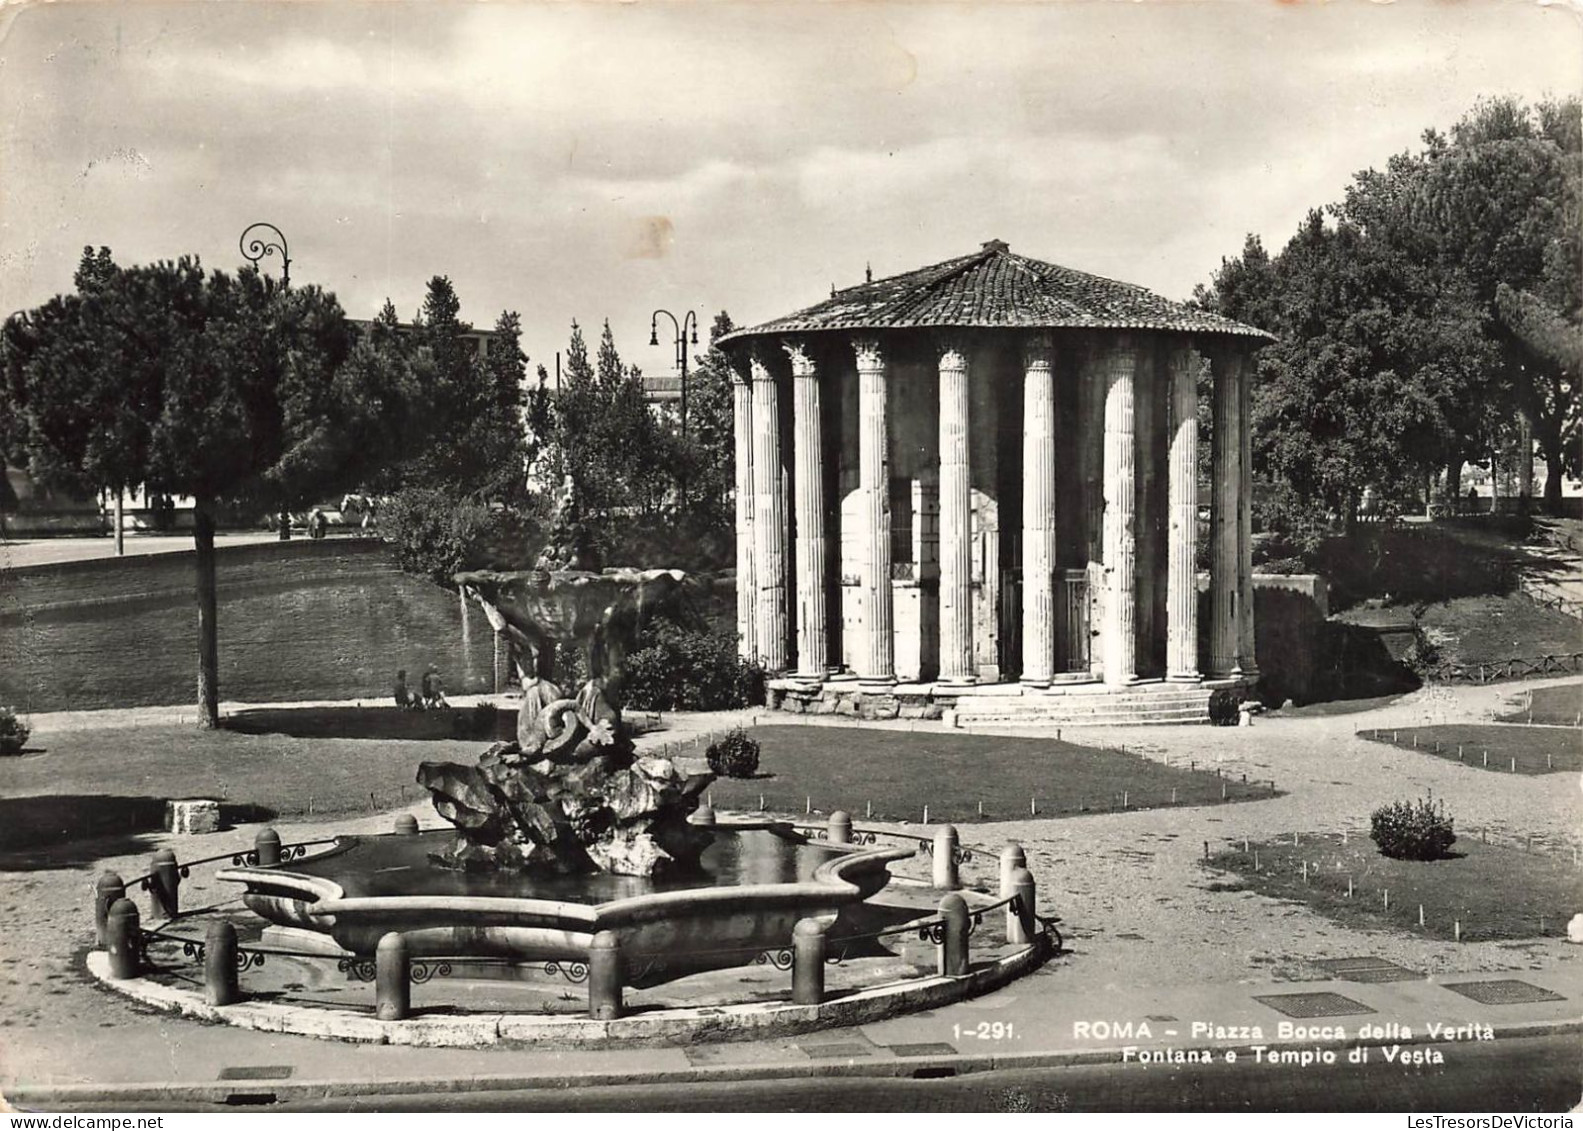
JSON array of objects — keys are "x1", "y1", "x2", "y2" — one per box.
[{"x1": 1, "y1": 1, "x2": 1578, "y2": 377}]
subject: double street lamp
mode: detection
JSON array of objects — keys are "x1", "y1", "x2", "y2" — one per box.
[{"x1": 649, "y1": 308, "x2": 699, "y2": 437}]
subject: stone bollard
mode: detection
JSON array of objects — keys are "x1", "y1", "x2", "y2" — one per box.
[
  {"x1": 204, "y1": 921, "x2": 241, "y2": 1006},
  {"x1": 106, "y1": 898, "x2": 141, "y2": 980},
  {"x1": 792, "y1": 918, "x2": 828, "y2": 1005},
  {"x1": 375, "y1": 932, "x2": 410, "y2": 1021},
  {"x1": 691, "y1": 806, "x2": 717, "y2": 826},
  {"x1": 254, "y1": 828, "x2": 282, "y2": 867},
  {"x1": 932, "y1": 825, "x2": 960, "y2": 891},
  {"x1": 937, "y1": 892, "x2": 970, "y2": 977},
  {"x1": 149, "y1": 849, "x2": 180, "y2": 919},
  {"x1": 828, "y1": 810, "x2": 852, "y2": 845},
  {"x1": 393, "y1": 814, "x2": 419, "y2": 836},
  {"x1": 999, "y1": 842, "x2": 1026, "y2": 899},
  {"x1": 94, "y1": 872, "x2": 126, "y2": 947},
  {"x1": 1007, "y1": 866, "x2": 1038, "y2": 946},
  {"x1": 588, "y1": 931, "x2": 624, "y2": 1020}
]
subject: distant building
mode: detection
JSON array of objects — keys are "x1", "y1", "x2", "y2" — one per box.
[{"x1": 347, "y1": 318, "x2": 505, "y2": 359}]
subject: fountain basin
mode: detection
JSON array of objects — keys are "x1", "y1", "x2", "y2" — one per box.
[{"x1": 218, "y1": 822, "x2": 911, "y2": 982}]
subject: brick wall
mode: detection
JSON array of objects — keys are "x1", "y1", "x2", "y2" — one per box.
[{"x1": 0, "y1": 539, "x2": 495, "y2": 713}]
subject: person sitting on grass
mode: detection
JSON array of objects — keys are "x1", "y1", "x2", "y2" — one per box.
[{"x1": 394, "y1": 669, "x2": 420, "y2": 711}]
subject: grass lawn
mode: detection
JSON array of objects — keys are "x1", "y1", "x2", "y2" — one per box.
[
  {"x1": 705, "y1": 725, "x2": 1276, "y2": 824},
  {"x1": 1416, "y1": 594, "x2": 1581, "y2": 668},
  {"x1": 1494, "y1": 682, "x2": 1582, "y2": 727},
  {"x1": 0, "y1": 716, "x2": 485, "y2": 866},
  {"x1": 1359, "y1": 724, "x2": 1581, "y2": 774},
  {"x1": 1205, "y1": 832, "x2": 1577, "y2": 941}
]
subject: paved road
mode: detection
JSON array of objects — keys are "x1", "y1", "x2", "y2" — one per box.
[{"x1": 39, "y1": 1036, "x2": 1577, "y2": 1113}]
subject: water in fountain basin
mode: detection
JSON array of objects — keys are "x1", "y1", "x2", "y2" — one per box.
[{"x1": 286, "y1": 827, "x2": 835, "y2": 903}]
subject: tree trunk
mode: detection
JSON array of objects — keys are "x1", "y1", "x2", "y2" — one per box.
[
  {"x1": 278, "y1": 506, "x2": 291, "y2": 541},
  {"x1": 194, "y1": 496, "x2": 220, "y2": 729},
  {"x1": 1445, "y1": 457, "x2": 1463, "y2": 504},
  {"x1": 112, "y1": 490, "x2": 124, "y2": 557},
  {"x1": 1541, "y1": 431, "x2": 1565, "y2": 514}
]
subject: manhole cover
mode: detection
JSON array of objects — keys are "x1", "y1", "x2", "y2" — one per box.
[
  {"x1": 1253, "y1": 992, "x2": 1376, "y2": 1019},
  {"x1": 1311, "y1": 957, "x2": 1423, "y2": 983},
  {"x1": 800, "y1": 1042, "x2": 874, "y2": 1059},
  {"x1": 889, "y1": 1042, "x2": 958, "y2": 1057},
  {"x1": 1442, "y1": 980, "x2": 1566, "y2": 1006},
  {"x1": 218, "y1": 1066, "x2": 294, "y2": 1081}
]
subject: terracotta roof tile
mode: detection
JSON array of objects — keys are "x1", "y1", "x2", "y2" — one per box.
[{"x1": 720, "y1": 241, "x2": 1272, "y2": 345}]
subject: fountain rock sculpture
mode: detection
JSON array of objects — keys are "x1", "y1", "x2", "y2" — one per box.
[{"x1": 418, "y1": 488, "x2": 714, "y2": 877}]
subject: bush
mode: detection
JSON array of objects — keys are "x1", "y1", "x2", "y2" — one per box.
[
  {"x1": 1370, "y1": 794, "x2": 1457, "y2": 861},
  {"x1": 0, "y1": 706, "x2": 30, "y2": 755},
  {"x1": 620, "y1": 622, "x2": 765, "y2": 711},
  {"x1": 706, "y1": 728, "x2": 761, "y2": 778},
  {"x1": 1208, "y1": 688, "x2": 1240, "y2": 726},
  {"x1": 380, "y1": 487, "x2": 498, "y2": 585}
]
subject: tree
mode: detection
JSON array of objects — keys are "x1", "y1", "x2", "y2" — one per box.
[
  {"x1": 675, "y1": 311, "x2": 738, "y2": 528},
  {"x1": 0, "y1": 251, "x2": 397, "y2": 727}
]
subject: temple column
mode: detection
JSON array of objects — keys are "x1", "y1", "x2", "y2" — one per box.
[
  {"x1": 937, "y1": 339, "x2": 974, "y2": 684},
  {"x1": 1078, "y1": 341, "x2": 1106, "y2": 679},
  {"x1": 1020, "y1": 332, "x2": 1057, "y2": 687},
  {"x1": 785, "y1": 339, "x2": 827, "y2": 681},
  {"x1": 1236, "y1": 348, "x2": 1259, "y2": 678},
  {"x1": 854, "y1": 338, "x2": 894, "y2": 685},
  {"x1": 1165, "y1": 344, "x2": 1201, "y2": 681},
  {"x1": 1209, "y1": 346, "x2": 1241, "y2": 678},
  {"x1": 732, "y1": 369, "x2": 757, "y2": 661},
  {"x1": 1101, "y1": 336, "x2": 1140, "y2": 688},
  {"x1": 750, "y1": 351, "x2": 788, "y2": 673}
]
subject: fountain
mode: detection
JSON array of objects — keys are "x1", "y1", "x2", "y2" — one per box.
[{"x1": 218, "y1": 488, "x2": 910, "y2": 979}]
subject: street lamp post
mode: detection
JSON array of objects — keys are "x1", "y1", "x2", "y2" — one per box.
[
  {"x1": 239, "y1": 222, "x2": 291, "y2": 287},
  {"x1": 240, "y1": 223, "x2": 292, "y2": 539},
  {"x1": 650, "y1": 309, "x2": 699, "y2": 437},
  {"x1": 651, "y1": 309, "x2": 699, "y2": 512}
]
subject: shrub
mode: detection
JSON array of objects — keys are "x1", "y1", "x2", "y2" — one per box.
[
  {"x1": 620, "y1": 622, "x2": 766, "y2": 711},
  {"x1": 1370, "y1": 794, "x2": 1457, "y2": 861},
  {"x1": 380, "y1": 487, "x2": 498, "y2": 585},
  {"x1": 0, "y1": 707, "x2": 30, "y2": 755},
  {"x1": 706, "y1": 728, "x2": 761, "y2": 778},
  {"x1": 1207, "y1": 689, "x2": 1240, "y2": 726}
]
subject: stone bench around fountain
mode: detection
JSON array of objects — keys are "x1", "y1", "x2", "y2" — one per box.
[{"x1": 216, "y1": 818, "x2": 913, "y2": 984}]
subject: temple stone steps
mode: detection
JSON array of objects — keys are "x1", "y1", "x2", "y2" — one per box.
[{"x1": 949, "y1": 685, "x2": 1214, "y2": 728}]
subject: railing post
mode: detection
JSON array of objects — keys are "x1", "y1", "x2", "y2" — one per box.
[
  {"x1": 106, "y1": 898, "x2": 141, "y2": 980},
  {"x1": 205, "y1": 921, "x2": 241, "y2": 1006},
  {"x1": 254, "y1": 828, "x2": 282, "y2": 866},
  {"x1": 149, "y1": 849, "x2": 180, "y2": 919},
  {"x1": 94, "y1": 872, "x2": 126, "y2": 947},
  {"x1": 932, "y1": 825, "x2": 960, "y2": 891},
  {"x1": 393, "y1": 814, "x2": 419, "y2": 836},
  {"x1": 588, "y1": 930, "x2": 624, "y2": 1020},
  {"x1": 938, "y1": 892, "x2": 969, "y2": 976},
  {"x1": 1007, "y1": 866, "x2": 1038, "y2": 945},
  {"x1": 793, "y1": 918, "x2": 828, "y2": 1005},
  {"x1": 828, "y1": 810, "x2": 852, "y2": 845},
  {"x1": 999, "y1": 842, "x2": 1026, "y2": 898},
  {"x1": 374, "y1": 932, "x2": 410, "y2": 1021}
]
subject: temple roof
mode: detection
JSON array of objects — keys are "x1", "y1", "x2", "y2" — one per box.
[{"x1": 719, "y1": 240, "x2": 1274, "y2": 345}]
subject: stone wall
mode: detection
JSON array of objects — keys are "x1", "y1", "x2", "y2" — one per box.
[{"x1": 0, "y1": 539, "x2": 495, "y2": 713}]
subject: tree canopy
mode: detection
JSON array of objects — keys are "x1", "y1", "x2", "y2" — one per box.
[
  {"x1": 1197, "y1": 95, "x2": 1580, "y2": 524},
  {"x1": 0, "y1": 248, "x2": 404, "y2": 725}
]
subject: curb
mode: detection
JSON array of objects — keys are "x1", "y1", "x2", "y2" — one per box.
[
  {"x1": 84, "y1": 936, "x2": 1052, "y2": 1048},
  {"x1": 8, "y1": 1016, "x2": 1580, "y2": 1107}
]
